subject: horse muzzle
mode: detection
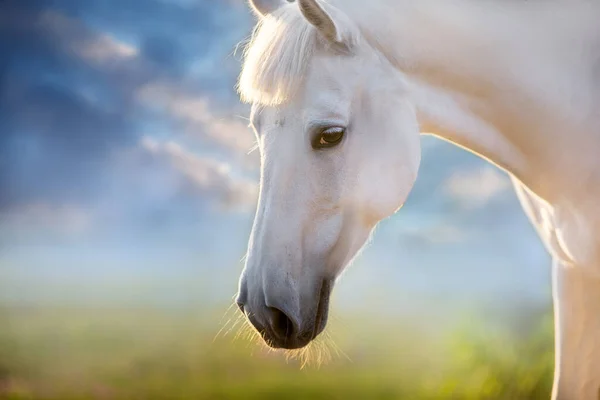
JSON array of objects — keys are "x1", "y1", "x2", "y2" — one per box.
[{"x1": 236, "y1": 277, "x2": 334, "y2": 349}]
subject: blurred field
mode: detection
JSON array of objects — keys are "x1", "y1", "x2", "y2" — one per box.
[{"x1": 0, "y1": 304, "x2": 555, "y2": 400}]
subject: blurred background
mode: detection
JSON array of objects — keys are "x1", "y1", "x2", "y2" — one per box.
[{"x1": 0, "y1": 0, "x2": 555, "y2": 399}]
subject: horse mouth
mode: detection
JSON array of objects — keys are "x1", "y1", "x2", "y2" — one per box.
[
  {"x1": 290, "y1": 278, "x2": 332, "y2": 346},
  {"x1": 265, "y1": 278, "x2": 334, "y2": 350},
  {"x1": 312, "y1": 278, "x2": 333, "y2": 338}
]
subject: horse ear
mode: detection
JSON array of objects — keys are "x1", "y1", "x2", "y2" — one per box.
[
  {"x1": 298, "y1": 0, "x2": 342, "y2": 43},
  {"x1": 249, "y1": 0, "x2": 285, "y2": 17}
]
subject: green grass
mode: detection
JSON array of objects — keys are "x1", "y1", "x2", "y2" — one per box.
[{"x1": 0, "y1": 305, "x2": 554, "y2": 400}]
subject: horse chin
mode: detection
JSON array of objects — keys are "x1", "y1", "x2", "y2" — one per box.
[{"x1": 263, "y1": 335, "x2": 314, "y2": 350}]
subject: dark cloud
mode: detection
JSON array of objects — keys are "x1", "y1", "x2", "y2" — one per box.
[
  {"x1": 0, "y1": 4, "x2": 139, "y2": 208},
  {"x1": 141, "y1": 35, "x2": 188, "y2": 75},
  {"x1": 0, "y1": 0, "x2": 254, "y2": 211},
  {"x1": 1, "y1": 82, "x2": 135, "y2": 207},
  {"x1": 60, "y1": 0, "x2": 253, "y2": 102}
]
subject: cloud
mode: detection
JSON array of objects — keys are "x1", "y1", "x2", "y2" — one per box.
[
  {"x1": 37, "y1": 11, "x2": 139, "y2": 66},
  {"x1": 0, "y1": 203, "x2": 92, "y2": 236},
  {"x1": 0, "y1": 137, "x2": 258, "y2": 242},
  {"x1": 0, "y1": 5, "x2": 143, "y2": 209},
  {"x1": 0, "y1": 1, "x2": 256, "y2": 212},
  {"x1": 63, "y1": 0, "x2": 253, "y2": 100},
  {"x1": 444, "y1": 167, "x2": 511, "y2": 209},
  {"x1": 0, "y1": 82, "x2": 137, "y2": 208},
  {"x1": 138, "y1": 137, "x2": 258, "y2": 212},
  {"x1": 136, "y1": 82, "x2": 258, "y2": 162}
]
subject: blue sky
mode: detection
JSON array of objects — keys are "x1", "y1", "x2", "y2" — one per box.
[{"x1": 0, "y1": 0, "x2": 551, "y2": 317}]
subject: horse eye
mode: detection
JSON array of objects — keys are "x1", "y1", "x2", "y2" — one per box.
[{"x1": 312, "y1": 127, "x2": 345, "y2": 149}]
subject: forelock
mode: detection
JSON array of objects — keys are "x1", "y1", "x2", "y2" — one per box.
[{"x1": 237, "y1": 3, "x2": 358, "y2": 106}]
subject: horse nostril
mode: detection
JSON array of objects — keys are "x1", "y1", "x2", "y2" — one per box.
[{"x1": 267, "y1": 306, "x2": 296, "y2": 340}]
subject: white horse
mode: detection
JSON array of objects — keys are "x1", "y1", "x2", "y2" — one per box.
[{"x1": 233, "y1": 0, "x2": 600, "y2": 398}]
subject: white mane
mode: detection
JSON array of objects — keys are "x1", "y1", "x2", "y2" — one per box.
[{"x1": 238, "y1": 2, "x2": 359, "y2": 106}]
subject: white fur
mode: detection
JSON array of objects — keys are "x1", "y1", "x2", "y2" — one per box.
[{"x1": 237, "y1": 1, "x2": 600, "y2": 398}]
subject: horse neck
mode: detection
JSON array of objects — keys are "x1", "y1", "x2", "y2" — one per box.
[{"x1": 341, "y1": 0, "x2": 600, "y2": 203}]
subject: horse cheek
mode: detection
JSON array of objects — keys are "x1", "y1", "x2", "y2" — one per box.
[{"x1": 355, "y1": 164, "x2": 411, "y2": 225}]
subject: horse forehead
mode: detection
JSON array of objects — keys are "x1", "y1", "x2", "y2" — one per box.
[
  {"x1": 303, "y1": 70, "x2": 356, "y2": 115},
  {"x1": 252, "y1": 63, "x2": 359, "y2": 134},
  {"x1": 308, "y1": 59, "x2": 359, "y2": 92}
]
